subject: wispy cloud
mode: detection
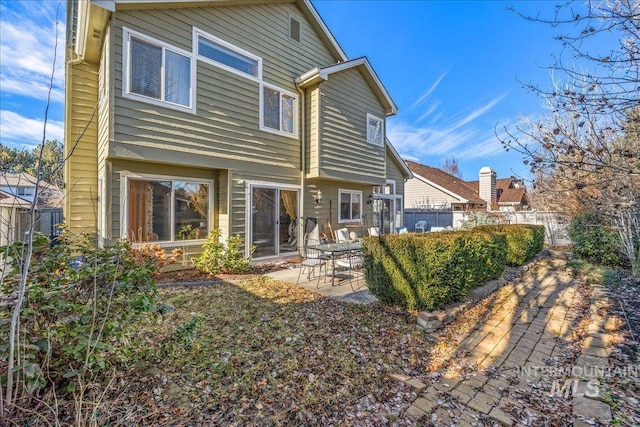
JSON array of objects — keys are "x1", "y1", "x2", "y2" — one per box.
[
  {"x1": 388, "y1": 94, "x2": 509, "y2": 163},
  {"x1": 449, "y1": 94, "x2": 508, "y2": 130},
  {"x1": 416, "y1": 101, "x2": 440, "y2": 123},
  {"x1": 407, "y1": 71, "x2": 449, "y2": 111},
  {"x1": 0, "y1": 110, "x2": 64, "y2": 148},
  {"x1": 0, "y1": 1, "x2": 65, "y2": 104}
]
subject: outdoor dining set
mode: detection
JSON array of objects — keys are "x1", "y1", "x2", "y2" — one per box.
[{"x1": 296, "y1": 224, "x2": 368, "y2": 291}]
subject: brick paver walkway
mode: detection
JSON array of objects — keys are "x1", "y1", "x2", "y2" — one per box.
[{"x1": 398, "y1": 258, "x2": 616, "y2": 426}]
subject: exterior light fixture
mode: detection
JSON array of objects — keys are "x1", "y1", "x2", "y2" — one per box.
[{"x1": 314, "y1": 190, "x2": 323, "y2": 204}]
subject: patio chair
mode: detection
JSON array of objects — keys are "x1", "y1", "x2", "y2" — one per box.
[
  {"x1": 336, "y1": 252, "x2": 365, "y2": 291},
  {"x1": 415, "y1": 220, "x2": 428, "y2": 233},
  {"x1": 368, "y1": 227, "x2": 379, "y2": 237},
  {"x1": 335, "y1": 227, "x2": 349, "y2": 242},
  {"x1": 297, "y1": 239, "x2": 328, "y2": 287}
]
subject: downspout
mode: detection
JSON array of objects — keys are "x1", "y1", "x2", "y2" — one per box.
[{"x1": 296, "y1": 85, "x2": 305, "y2": 252}]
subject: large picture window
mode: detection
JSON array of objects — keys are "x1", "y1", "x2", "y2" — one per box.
[
  {"x1": 123, "y1": 27, "x2": 194, "y2": 112},
  {"x1": 338, "y1": 189, "x2": 362, "y2": 223},
  {"x1": 126, "y1": 176, "x2": 210, "y2": 243},
  {"x1": 261, "y1": 84, "x2": 297, "y2": 136},
  {"x1": 367, "y1": 113, "x2": 384, "y2": 146}
]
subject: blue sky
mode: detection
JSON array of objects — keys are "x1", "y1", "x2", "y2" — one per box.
[{"x1": 0, "y1": 1, "x2": 607, "y2": 181}]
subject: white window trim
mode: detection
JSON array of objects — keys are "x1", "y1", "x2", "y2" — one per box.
[
  {"x1": 338, "y1": 189, "x2": 363, "y2": 223},
  {"x1": 259, "y1": 82, "x2": 299, "y2": 138},
  {"x1": 98, "y1": 175, "x2": 105, "y2": 247},
  {"x1": 122, "y1": 27, "x2": 196, "y2": 114},
  {"x1": 366, "y1": 113, "x2": 384, "y2": 147},
  {"x1": 120, "y1": 172, "x2": 214, "y2": 247},
  {"x1": 193, "y1": 27, "x2": 262, "y2": 82}
]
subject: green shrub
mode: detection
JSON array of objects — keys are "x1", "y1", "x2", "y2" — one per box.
[
  {"x1": 0, "y1": 231, "x2": 161, "y2": 396},
  {"x1": 363, "y1": 230, "x2": 507, "y2": 311},
  {"x1": 476, "y1": 224, "x2": 545, "y2": 266},
  {"x1": 195, "y1": 229, "x2": 254, "y2": 274},
  {"x1": 569, "y1": 212, "x2": 627, "y2": 267}
]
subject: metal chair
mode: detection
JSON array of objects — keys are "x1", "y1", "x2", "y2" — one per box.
[
  {"x1": 297, "y1": 239, "x2": 327, "y2": 287},
  {"x1": 336, "y1": 252, "x2": 365, "y2": 291}
]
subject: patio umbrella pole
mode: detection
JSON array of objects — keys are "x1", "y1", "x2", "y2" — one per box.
[{"x1": 328, "y1": 199, "x2": 334, "y2": 240}]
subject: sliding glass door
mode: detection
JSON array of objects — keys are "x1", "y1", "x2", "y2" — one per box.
[{"x1": 250, "y1": 186, "x2": 298, "y2": 258}]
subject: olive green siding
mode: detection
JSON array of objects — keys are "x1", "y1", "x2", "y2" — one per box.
[
  {"x1": 64, "y1": 61, "x2": 99, "y2": 236},
  {"x1": 316, "y1": 67, "x2": 387, "y2": 184},
  {"x1": 386, "y1": 149, "x2": 406, "y2": 201},
  {"x1": 108, "y1": 4, "x2": 337, "y2": 173},
  {"x1": 303, "y1": 179, "x2": 373, "y2": 239}
]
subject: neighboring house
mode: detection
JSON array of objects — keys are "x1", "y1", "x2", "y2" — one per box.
[
  {"x1": 404, "y1": 161, "x2": 530, "y2": 212},
  {"x1": 0, "y1": 172, "x2": 63, "y2": 246},
  {"x1": 64, "y1": 0, "x2": 412, "y2": 260},
  {"x1": 404, "y1": 161, "x2": 485, "y2": 211},
  {"x1": 465, "y1": 176, "x2": 529, "y2": 212}
]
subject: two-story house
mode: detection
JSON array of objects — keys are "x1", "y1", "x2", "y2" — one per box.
[{"x1": 64, "y1": 0, "x2": 411, "y2": 260}]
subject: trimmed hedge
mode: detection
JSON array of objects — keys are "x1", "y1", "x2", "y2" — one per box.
[
  {"x1": 476, "y1": 224, "x2": 545, "y2": 266},
  {"x1": 363, "y1": 230, "x2": 507, "y2": 311}
]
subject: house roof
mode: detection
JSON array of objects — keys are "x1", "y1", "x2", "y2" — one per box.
[
  {"x1": 296, "y1": 57, "x2": 398, "y2": 116},
  {"x1": 1, "y1": 172, "x2": 39, "y2": 187},
  {"x1": 498, "y1": 187, "x2": 527, "y2": 205},
  {"x1": 0, "y1": 173, "x2": 62, "y2": 207},
  {"x1": 407, "y1": 161, "x2": 529, "y2": 207},
  {"x1": 404, "y1": 160, "x2": 485, "y2": 205},
  {"x1": 0, "y1": 190, "x2": 32, "y2": 208},
  {"x1": 466, "y1": 177, "x2": 514, "y2": 193}
]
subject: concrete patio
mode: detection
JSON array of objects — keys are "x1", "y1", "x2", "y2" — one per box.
[{"x1": 264, "y1": 265, "x2": 377, "y2": 304}]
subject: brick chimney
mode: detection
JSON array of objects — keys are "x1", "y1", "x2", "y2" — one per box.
[{"x1": 479, "y1": 167, "x2": 496, "y2": 210}]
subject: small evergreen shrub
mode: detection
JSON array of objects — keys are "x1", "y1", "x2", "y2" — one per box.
[
  {"x1": 476, "y1": 224, "x2": 545, "y2": 266},
  {"x1": 195, "y1": 229, "x2": 254, "y2": 274},
  {"x1": 0, "y1": 231, "x2": 161, "y2": 396},
  {"x1": 568, "y1": 212, "x2": 627, "y2": 267},
  {"x1": 363, "y1": 230, "x2": 507, "y2": 311}
]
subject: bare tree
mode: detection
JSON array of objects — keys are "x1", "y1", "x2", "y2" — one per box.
[
  {"x1": 440, "y1": 156, "x2": 463, "y2": 178},
  {"x1": 2, "y1": 4, "x2": 62, "y2": 411},
  {"x1": 500, "y1": 0, "x2": 640, "y2": 275}
]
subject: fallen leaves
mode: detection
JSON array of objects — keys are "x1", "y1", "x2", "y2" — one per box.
[{"x1": 105, "y1": 277, "x2": 431, "y2": 425}]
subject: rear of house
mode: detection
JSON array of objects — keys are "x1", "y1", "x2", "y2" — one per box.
[{"x1": 64, "y1": 0, "x2": 411, "y2": 262}]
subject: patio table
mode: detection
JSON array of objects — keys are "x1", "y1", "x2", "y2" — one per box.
[{"x1": 307, "y1": 241, "x2": 362, "y2": 286}]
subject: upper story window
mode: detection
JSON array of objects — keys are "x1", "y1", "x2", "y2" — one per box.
[
  {"x1": 194, "y1": 28, "x2": 261, "y2": 80},
  {"x1": 261, "y1": 84, "x2": 297, "y2": 137},
  {"x1": 338, "y1": 189, "x2": 362, "y2": 223},
  {"x1": 367, "y1": 113, "x2": 384, "y2": 146},
  {"x1": 17, "y1": 187, "x2": 34, "y2": 196},
  {"x1": 123, "y1": 27, "x2": 194, "y2": 113}
]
